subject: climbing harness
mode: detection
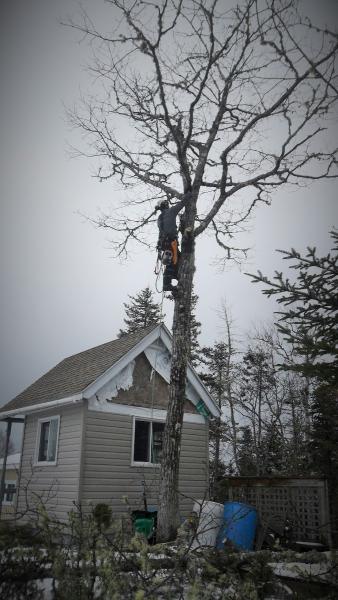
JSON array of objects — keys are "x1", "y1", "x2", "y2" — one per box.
[
  {"x1": 155, "y1": 234, "x2": 179, "y2": 300},
  {"x1": 154, "y1": 248, "x2": 178, "y2": 299}
]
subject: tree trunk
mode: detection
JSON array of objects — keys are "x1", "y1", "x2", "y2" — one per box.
[
  {"x1": 211, "y1": 416, "x2": 221, "y2": 500},
  {"x1": 157, "y1": 203, "x2": 196, "y2": 542},
  {"x1": 223, "y1": 310, "x2": 239, "y2": 471},
  {"x1": 256, "y1": 367, "x2": 263, "y2": 476}
]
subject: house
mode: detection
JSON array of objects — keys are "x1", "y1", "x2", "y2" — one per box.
[
  {"x1": 0, "y1": 452, "x2": 21, "y2": 520},
  {"x1": 0, "y1": 323, "x2": 220, "y2": 523}
]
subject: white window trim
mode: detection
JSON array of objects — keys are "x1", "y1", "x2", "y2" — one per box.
[
  {"x1": 131, "y1": 416, "x2": 164, "y2": 467},
  {"x1": 34, "y1": 415, "x2": 60, "y2": 466},
  {"x1": 2, "y1": 480, "x2": 17, "y2": 505}
]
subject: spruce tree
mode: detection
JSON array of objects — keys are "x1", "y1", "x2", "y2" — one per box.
[
  {"x1": 118, "y1": 287, "x2": 162, "y2": 337},
  {"x1": 309, "y1": 384, "x2": 338, "y2": 545},
  {"x1": 248, "y1": 230, "x2": 338, "y2": 384},
  {"x1": 260, "y1": 422, "x2": 286, "y2": 475},
  {"x1": 200, "y1": 342, "x2": 229, "y2": 495},
  {"x1": 237, "y1": 426, "x2": 257, "y2": 476}
]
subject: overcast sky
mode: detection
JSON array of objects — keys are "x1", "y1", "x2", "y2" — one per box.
[{"x1": 1, "y1": 0, "x2": 337, "y2": 449}]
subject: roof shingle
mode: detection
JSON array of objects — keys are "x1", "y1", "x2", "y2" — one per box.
[{"x1": 2, "y1": 324, "x2": 159, "y2": 413}]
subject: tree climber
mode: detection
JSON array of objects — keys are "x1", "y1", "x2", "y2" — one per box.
[{"x1": 155, "y1": 197, "x2": 185, "y2": 296}]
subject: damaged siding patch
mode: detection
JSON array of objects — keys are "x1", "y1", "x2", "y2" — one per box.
[{"x1": 93, "y1": 360, "x2": 135, "y2": 404}]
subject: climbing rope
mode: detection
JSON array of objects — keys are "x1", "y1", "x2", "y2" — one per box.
[
  {"x1": 159, "y1": 287, "x2": 165, "y2": 323},
  {"x1": 149, "y1": 257, "x2": 167, "y2": 462},
  {"x1": 150, "y1": 280, "x2": 164, "y2": 418},
  {"x1": 154, "y1": 255, "x2": 163, "y2": 294}
]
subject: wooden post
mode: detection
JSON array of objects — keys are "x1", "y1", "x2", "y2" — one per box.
[{"x1": 0, "y1": 418, "x2": 12, "y2": 519}]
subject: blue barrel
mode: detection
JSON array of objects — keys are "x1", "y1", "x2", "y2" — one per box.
[{"x1": 217, "y1": 501, "x2": 257, "y2": 550}]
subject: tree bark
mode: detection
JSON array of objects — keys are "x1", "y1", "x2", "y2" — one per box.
[
  {"x1": 223, "y1": 309, "x2": 239, "y2": 471},
  {"x1": 211, "y1": 417, "x2": 221, "y2": 500},
  {"x1": 157, "y1": 202, "x2": 196, "y2": 542}
]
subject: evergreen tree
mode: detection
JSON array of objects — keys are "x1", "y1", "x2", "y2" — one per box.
[
  {"x1": 200, "y1": 342, "x2": 229, "y2": 398},
  {"x1": 118, "y1": 287, "x2": 162, "y2": 337},
  {"x1": 200, "y1": 342, "x2": 229, "y2": 495},
  {"x1": 260, "y1": 422, "x2": 286, "y2": 475},
  {"x1": 237, "y1": 427, "x2": 257, "y2": 476},
  {"x1": 248, "y1": 230, "x2": 338, "y2": 384},
  {"x1": 308, "y1": 384, "x2": 338, "y2": 545}
]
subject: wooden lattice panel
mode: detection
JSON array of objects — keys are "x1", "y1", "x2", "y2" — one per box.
[{"x1": 226, "y1": 478, "x2": 330, "y2": 545}]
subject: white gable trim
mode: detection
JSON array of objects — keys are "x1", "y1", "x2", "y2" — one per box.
[
  {"x1": 82, "y1": 326, "x2": 162, "y2": 398},
  {"x1": 88, "y1": 398, "x2": 206, "y2": 424},
  {"x1": 84, "y1": 324, "x2": 220, "y2": 418}
]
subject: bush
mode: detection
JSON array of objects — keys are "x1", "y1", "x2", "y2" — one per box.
[{"x1": 0, "y1": 503, "x2": 277, "y2": 599}]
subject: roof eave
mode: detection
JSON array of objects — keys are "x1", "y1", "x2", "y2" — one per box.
[{"x1": 0, "y1": 393, "x2": 83, "y2": 419}]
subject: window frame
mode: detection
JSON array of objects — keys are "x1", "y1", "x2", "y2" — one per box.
[
  {"x1": 131, "y1": 417, "x2": 165, "y2": 467},
  {"x1": 35, "y1": 415, "x2": 60, "y2": 466},
  {"x1": 1, "y1": 480, "x2": 17, "y2": 505}
]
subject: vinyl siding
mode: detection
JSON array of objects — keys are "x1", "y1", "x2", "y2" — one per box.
[
  {"x1": 81, "y1": 410, "x2": 209, "y2": 518},
  {"x1": 16, "y1": 403, "x2": 84, "y2": 522}
]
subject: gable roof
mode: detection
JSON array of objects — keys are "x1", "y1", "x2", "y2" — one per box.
[
  {"x1": 1, "y1": 324, "x2": 158, "y2": 414},
  {"x1": 0, "y1": 323, "x2": 220, "y2": 418}
]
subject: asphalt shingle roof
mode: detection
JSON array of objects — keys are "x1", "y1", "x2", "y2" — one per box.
[{"x1": 2, "y1": 324, "x2": 159, "y2": 413}]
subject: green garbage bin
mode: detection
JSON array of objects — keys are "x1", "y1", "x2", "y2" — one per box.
[
  {"x1": 134, "y1": 516, "x2": 155, "y2": 539},
  {"x1": 132, "y1": 510, "x2": 157, "y2": 541}
]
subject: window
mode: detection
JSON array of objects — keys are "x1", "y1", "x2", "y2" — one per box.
[
  {"x1": 133, "y1": 419, "x2": 165, "y2": 465},
  {"x1": 36, "y1": 416, "x2": 60, "y2": 464},
  {"x1": 1, "y1": 482, "x2": 17, "y2": 505}
]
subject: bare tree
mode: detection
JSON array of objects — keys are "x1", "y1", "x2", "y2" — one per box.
[
  {"x1": 237, "y1": 325, "x2": 312, "y2": 475},
  {"x1": 66, "y1": 0, "x2": 338, "y2": 540},
  {"x1": 219, "y1": 304, "x2": 239, "y2": 472}
]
